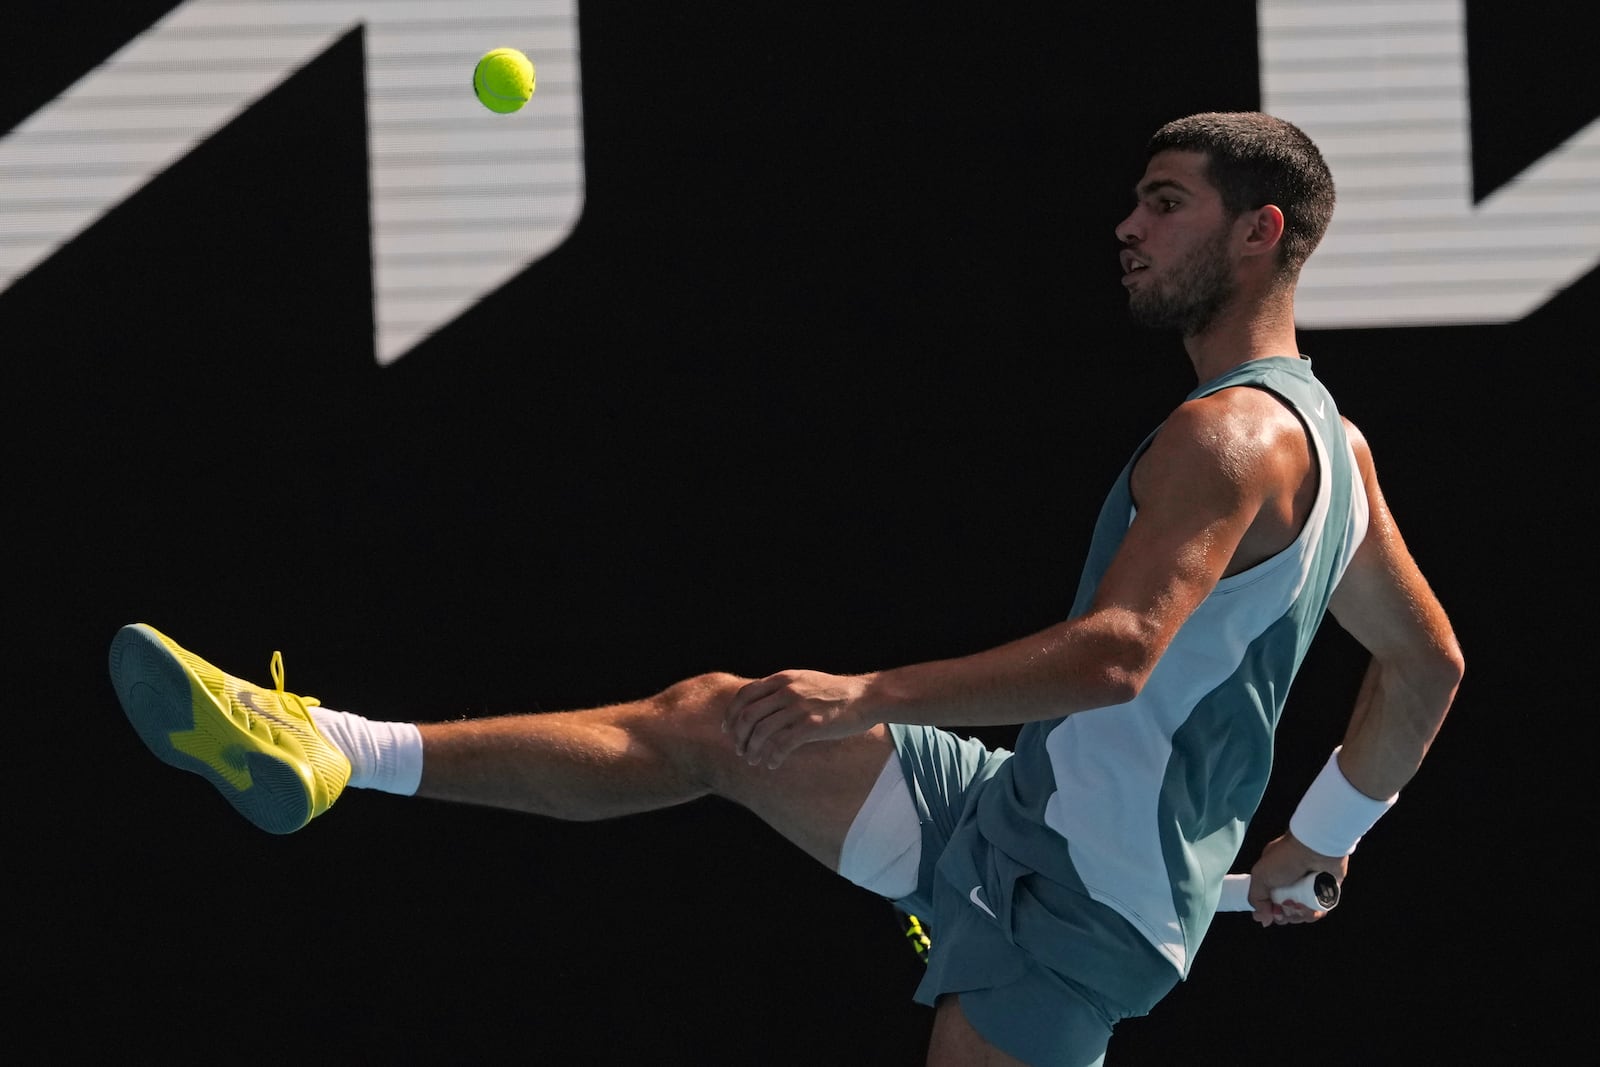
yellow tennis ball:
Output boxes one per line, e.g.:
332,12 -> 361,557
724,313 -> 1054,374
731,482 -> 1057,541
473,48 -> 534,114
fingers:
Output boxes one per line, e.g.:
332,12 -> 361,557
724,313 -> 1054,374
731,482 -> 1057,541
1251,903 -> 1319,927
724,673 -> 805,768
723,675 -> 783,737
1245,835 -> 1346,929
1248,891 -> 1325,928
741,702 -> 798,768
747,716 -> 804,770
722,669 -> 866,770
1276,900 -> 1322,925
724,676 -> 784,754
1247,888 -> 1277,928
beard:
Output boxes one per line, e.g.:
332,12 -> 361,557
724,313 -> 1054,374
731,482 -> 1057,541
1127,225 -> 1236,336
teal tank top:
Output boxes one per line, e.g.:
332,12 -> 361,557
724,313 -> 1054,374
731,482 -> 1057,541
974,355 -> 1368,974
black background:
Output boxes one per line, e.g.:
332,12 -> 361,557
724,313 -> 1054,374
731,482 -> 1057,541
6,3 -> 1594,1062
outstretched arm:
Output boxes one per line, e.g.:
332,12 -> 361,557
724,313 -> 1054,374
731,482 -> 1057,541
725,391 -> 1292,768
1247,420 -> 1463,925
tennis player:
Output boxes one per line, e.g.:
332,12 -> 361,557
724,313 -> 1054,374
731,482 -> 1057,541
110,112 -> 1462,1066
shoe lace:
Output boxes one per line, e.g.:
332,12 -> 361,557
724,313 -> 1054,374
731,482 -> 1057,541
268,650 -> 321,713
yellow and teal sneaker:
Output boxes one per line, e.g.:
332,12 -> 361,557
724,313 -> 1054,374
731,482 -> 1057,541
108,623 -> 350,834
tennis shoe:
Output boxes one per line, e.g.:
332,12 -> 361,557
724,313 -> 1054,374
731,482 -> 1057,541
109,623 -> 349,834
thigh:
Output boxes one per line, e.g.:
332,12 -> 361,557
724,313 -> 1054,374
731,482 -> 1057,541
913,835 -> 1177,1067
656,673 -> 900,871
709,719 -> 899,871
927,995 -> 1036,1067
649,679 -> 1003,884
888,723 -> 1011,915
956,969 -> 1115,1067
723,719 -> 1007,882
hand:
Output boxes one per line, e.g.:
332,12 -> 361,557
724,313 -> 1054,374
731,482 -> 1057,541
722,670 -> 877,769
1247,832 -> 1348,928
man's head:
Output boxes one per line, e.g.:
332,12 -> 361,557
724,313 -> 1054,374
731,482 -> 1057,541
1116,113 -> 1334,337
1146,112 -> 1335,278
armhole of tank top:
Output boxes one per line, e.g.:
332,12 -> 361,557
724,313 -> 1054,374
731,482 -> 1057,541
1206,382 -> 1329,588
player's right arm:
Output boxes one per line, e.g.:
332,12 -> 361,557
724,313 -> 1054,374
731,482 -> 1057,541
1247,420 -> 1463,924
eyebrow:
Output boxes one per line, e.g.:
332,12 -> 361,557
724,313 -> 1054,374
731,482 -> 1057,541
1135,177 -> 1193,199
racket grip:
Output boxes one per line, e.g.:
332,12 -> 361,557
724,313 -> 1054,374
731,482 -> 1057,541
1219,871 -> 1339,913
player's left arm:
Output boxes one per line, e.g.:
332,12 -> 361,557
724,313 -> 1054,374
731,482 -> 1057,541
1246,418 -> 1463,925
725,393 -> 1281,768
1323,419 -> 1463,797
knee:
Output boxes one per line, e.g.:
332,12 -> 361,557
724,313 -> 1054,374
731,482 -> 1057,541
647,671 -> 747,781
656,671 -> 745,726
644,671 -> 748,744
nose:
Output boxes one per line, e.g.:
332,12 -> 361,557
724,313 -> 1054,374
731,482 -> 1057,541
1116,207 -> 1142,247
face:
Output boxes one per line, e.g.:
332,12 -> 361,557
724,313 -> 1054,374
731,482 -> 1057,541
1116,150 -> 1239,336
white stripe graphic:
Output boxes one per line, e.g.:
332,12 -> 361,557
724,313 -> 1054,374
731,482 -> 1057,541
0,0 -> 584,365
1258,0 -> 1598,327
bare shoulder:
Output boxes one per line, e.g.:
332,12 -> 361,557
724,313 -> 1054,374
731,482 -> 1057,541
1135,387 -> 1309,498
1341,415 -> 1376,481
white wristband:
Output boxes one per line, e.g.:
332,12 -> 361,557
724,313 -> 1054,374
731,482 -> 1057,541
1288,747 -> 1397,857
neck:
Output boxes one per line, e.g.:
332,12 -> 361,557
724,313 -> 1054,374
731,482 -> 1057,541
1182,284 -> 1300,382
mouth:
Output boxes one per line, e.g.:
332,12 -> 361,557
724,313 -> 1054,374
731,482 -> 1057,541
1120,250 -> 1149,284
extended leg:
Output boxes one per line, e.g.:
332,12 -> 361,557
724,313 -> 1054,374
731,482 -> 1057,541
110,623 -> 894,866
415,671 -> 895,869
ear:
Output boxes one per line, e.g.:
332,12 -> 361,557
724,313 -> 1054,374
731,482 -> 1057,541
1239,204 -> 1285,260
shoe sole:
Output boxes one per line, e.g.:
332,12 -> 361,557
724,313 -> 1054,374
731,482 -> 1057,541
109,624 -> 314,834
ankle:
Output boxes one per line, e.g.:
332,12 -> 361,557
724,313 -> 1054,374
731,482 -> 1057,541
310,708 -> 424,795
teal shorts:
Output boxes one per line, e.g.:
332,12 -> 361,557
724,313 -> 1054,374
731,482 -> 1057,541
888,724 -> 1179,1067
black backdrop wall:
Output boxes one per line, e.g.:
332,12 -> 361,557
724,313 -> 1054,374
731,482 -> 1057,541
6,3 -> 1594,1063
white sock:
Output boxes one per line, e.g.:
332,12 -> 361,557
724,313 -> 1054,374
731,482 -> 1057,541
310,707 -> 424,796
